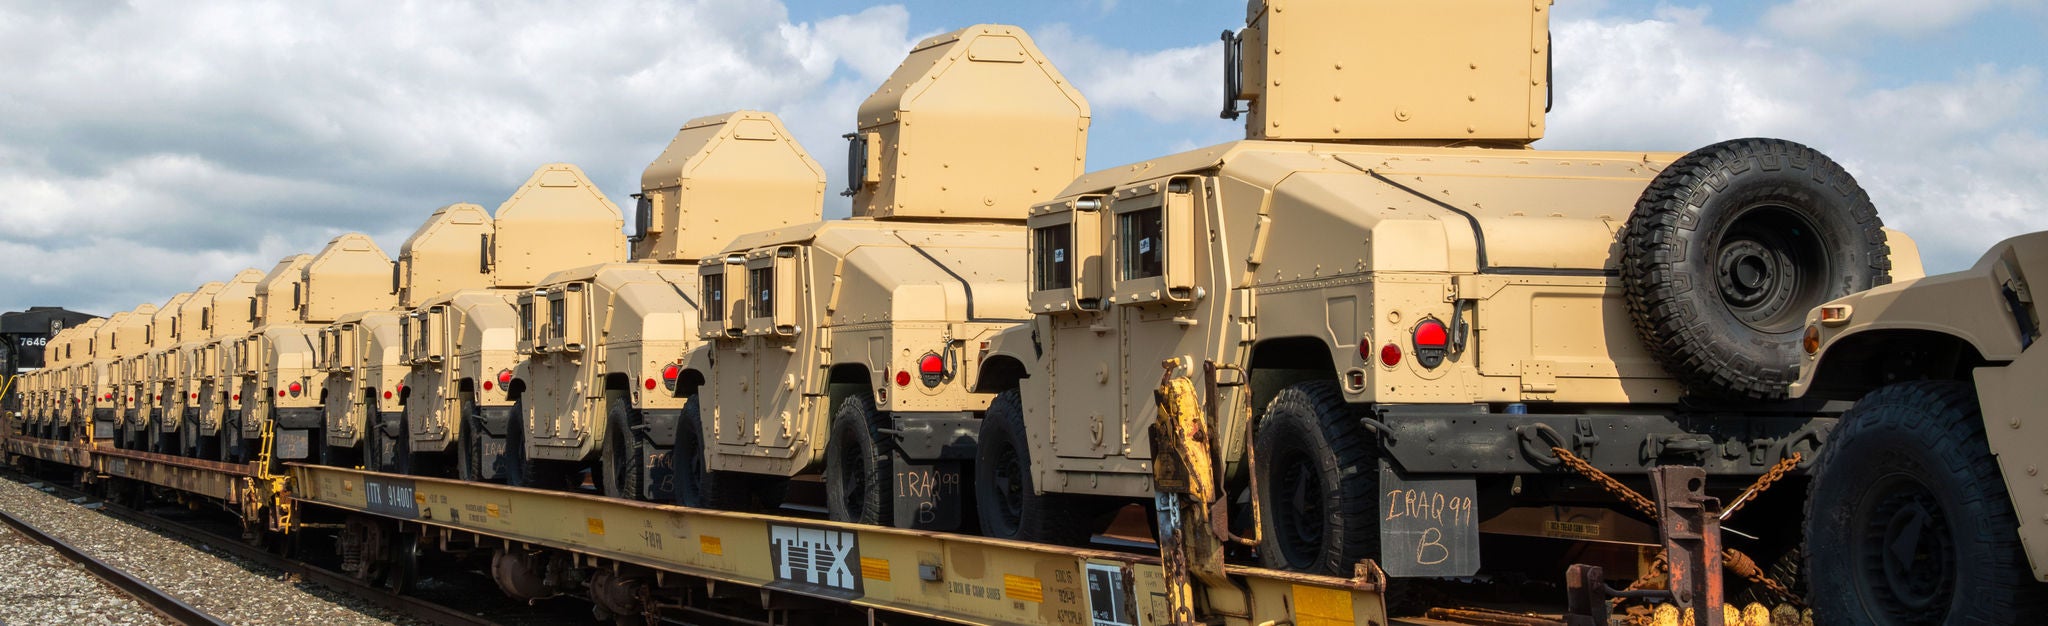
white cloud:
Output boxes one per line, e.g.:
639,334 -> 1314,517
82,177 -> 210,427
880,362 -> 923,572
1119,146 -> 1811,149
1034,26 -> 1223,124
0,0 -> 917,314
1544,8 -> 2048,273
1764,0 -> 2008,39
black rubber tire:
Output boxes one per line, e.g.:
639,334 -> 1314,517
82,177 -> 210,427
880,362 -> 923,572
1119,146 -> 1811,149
976,389 -> 1095,545
600,390 -> 645,500
457,394 -> 484,482
1622,137 -> 1889,400
505,400 -> 573,490
1804,380 -> 2048,624
1255,380 -> 1378,575
825,395 -> 894,526
673,396 -> 762,510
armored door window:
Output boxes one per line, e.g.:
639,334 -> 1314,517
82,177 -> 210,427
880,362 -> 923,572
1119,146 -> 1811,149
516,292 -> 538,354
334,325 -> 356,372
748,266 -> 774,322
1118,207 -> 1163,280
702,274 -> 725,323
548,297 -> 565,340
744,247 -> 801,336
399,315 -> 415,364
419,306 -> 447,363
699,262 -> 732,340
1034,225 -> 1073,290
543,284 -> 587,353
1111,177 -> 1200,305
1027,196 -> 1105,314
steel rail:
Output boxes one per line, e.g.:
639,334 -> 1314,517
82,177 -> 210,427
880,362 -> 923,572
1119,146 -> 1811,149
0,505 -> 229,626
6,473 -> 502,626
89,494 -> 504,626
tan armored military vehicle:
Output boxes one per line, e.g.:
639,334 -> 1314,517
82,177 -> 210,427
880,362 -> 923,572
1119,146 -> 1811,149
321,198 -> 504,473
401,163 -> 635,481
164,281 -> 226,456
238,237 -> 397,463
229,254 -> 311,457
972,0 -> 1904,581
74,318 -> 111,442
114,309 -> 155,448
678,27 -> 1084,531
91,310 -> 146,448
195,269 -> 265,460
507,113 -> 822,499
142,291 -> 194,453
42,327 -> 81,439
1794,233 -> 2048,623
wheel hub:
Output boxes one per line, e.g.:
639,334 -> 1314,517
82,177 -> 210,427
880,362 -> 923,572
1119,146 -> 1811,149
1860,476 -> 1956,620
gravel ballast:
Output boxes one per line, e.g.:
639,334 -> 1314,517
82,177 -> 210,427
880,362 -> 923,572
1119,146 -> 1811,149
0,477 -> 419,625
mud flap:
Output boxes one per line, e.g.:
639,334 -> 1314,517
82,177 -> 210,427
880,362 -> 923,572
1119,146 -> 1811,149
276,429 -> 312,460
1378,461 -> 1480,578
891,456 -> 965,531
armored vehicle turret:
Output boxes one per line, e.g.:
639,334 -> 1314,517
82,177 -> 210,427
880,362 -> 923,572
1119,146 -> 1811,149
678,25 -> 1087,532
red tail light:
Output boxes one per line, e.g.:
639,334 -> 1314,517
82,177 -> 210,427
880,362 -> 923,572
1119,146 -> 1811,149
1412,318 -> 1450,369
895,370 -> 911,387
498,369 -> 514,385
643,377 -> 657,390
287,382 -> 302,394
661,364 -> 681,391
1379,343 -> 1402,367
917,352 -> 946,388
383,390 -> 393,400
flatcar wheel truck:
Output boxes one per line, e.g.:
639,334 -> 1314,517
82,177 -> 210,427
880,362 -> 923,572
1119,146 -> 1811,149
1796,233 -> 2048,624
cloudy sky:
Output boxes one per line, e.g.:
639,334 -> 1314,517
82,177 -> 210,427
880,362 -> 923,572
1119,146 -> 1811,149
2,0 -> 2044,316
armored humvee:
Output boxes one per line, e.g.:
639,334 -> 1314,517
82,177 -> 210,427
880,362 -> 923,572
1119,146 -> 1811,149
140,291 -> 194,453
508,113 -> 823,499
322,198 -> 504,473
239,236 -> 397,463
679,26 -> 1086,531
75,318 -> 111,443
1795,233 -> 2048,623
972,0 -> 1905,580
91,311 -> 145,448
401,162 -> 649,482
195,269 -> 265,460
42,326 -> 81,439
166,282 -> 225,456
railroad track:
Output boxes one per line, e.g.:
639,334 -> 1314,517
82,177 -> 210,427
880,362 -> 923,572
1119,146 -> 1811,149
2,473 -> 504,626
0,505 -> 227,626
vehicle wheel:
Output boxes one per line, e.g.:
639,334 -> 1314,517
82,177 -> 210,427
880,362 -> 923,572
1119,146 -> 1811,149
1622,137 -> 1889,401
825,395 -> 893,526
1805,380 -> 2048,624
1255,380 -> 1378,575
179,418 -> 198,458
391,416 -> 415,476
674,396 -> 759,509
505,401 -> 571,489
600,390 -> 644,500
457,394 -> 483,482
976,389 -> 1094,545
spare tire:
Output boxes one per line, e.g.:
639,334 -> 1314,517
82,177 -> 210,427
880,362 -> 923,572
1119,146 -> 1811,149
1622,138 -> 1889,400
